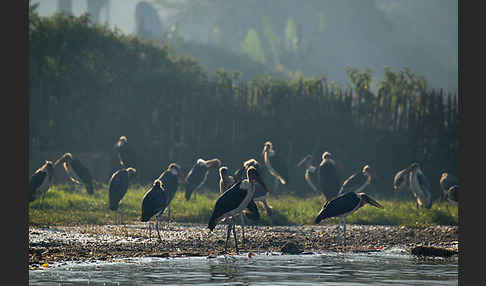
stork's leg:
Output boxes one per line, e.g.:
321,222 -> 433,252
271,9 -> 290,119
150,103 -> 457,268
232,220 -> 239,253
225,221 -> 232,252
168,205 -> 171,222
343,217 -> 347,248
240,213 -> 246,245
262,199 -> 273,216
156,214 -> 162,242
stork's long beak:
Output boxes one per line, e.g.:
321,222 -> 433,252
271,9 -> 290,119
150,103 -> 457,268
364,194 -> 383,208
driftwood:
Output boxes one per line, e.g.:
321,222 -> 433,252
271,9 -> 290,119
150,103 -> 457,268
410,245 -> 458,257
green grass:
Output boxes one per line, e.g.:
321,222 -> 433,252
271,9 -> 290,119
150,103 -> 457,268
28,185 -> 458,227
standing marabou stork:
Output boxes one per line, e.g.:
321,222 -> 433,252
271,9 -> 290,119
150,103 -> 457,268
315,191 -> 383,247
393,167 -> 410,193
444,185 -> 459,212
297,154 -> 319,194
29,160 -> 55,208
208,166 -> 267,253
338,165 -> 372,196
108,167 -> 137,223
235,159 -> 273,216
318,152 -> 341,201
114,136 -> 137,169
141,179 -> 168,241
262,141 -> 289,192
408,162 -> 432,209
55,152 -> 95,195
184,158 -> 221,201
157,163 -> 182,221
440,172 -> 459,201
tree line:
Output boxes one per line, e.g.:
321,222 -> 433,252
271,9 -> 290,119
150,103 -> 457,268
29,9 -> 459,200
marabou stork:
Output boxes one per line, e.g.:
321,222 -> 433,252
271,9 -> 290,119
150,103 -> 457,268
184,158 -> 221,201
55,152 -> 95,195
208,166 -> 267,253
440,172 -> 459,201
338,165 -> 372,196
297,154 -> 319,194
141,179 -> 168,241
318,152 -> 341,201
235,158 -> 273,216
29,160 -> 55,208
157,163 -> 182,221
108,167 -> 137,223
315,191 -> 383,247
444,185 -> 459,207
114,136 -> 136,169
408,163 -> 432,209
393,167 -> 410,193
219,165 -> 260,245
262,141 -> 289,192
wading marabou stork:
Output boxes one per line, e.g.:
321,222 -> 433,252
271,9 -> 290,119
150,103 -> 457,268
29,160 -> 55,208
393,167 -> 410,193
141,179 -> 168,241
184,158 -> 221,201
297,154 -> 319,194
408,163 -> 432,209
262,141 -> 289,192
338,165 -> 372,195
55,152 -> 95,195
157,163 -> 182,220
235,159 -> 273,216
318,152 -> 341,201
208,166 -> 267,253
114,136 -> 136,169
315,191 -> 383,247
440,172 -> 459,201
108,167 -> 137,215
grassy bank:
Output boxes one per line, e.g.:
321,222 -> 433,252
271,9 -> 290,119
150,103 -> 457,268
28,184 -> 458,227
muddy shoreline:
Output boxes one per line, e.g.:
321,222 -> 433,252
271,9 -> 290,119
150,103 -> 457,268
29,222 -> 458,270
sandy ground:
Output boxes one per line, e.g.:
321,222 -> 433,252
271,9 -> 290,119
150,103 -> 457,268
29,222 -> 459,270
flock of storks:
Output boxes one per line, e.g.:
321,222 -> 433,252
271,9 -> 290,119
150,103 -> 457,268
29,136 -> 459,252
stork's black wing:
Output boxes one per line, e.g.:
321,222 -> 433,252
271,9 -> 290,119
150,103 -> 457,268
318,161 -> 341,200
29,170 -> 47,202
141,184 -> 168,222
315,192 -> 360,223
208,181 -> 247,231
158,171 -> 179,204
71,158 -> 95,195
185,163 -> 208,200
417,171 -> 431,193
108,170 -> 128,211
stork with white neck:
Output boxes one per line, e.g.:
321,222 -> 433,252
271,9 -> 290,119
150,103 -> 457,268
208,166 -> 268,253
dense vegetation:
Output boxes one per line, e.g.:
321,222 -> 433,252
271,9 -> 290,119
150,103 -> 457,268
29,9 -> 459,203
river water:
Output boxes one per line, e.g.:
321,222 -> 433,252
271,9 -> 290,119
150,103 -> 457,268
29,247 -> 458,285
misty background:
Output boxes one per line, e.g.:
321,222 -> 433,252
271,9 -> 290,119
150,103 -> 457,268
31,0 -> 458,91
